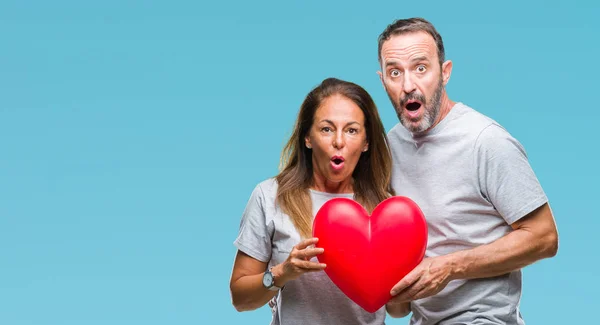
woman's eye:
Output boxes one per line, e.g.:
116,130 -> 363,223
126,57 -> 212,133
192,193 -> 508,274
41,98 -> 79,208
347,128 -> 358,134
321,127 -> 332,132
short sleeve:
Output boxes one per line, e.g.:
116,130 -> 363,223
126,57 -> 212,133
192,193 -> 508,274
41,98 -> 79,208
475,124 -> 548,225
233,184 -> 272,262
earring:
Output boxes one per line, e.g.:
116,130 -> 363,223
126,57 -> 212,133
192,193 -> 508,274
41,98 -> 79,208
363,147 -> 368,152
306,144 -> 312,149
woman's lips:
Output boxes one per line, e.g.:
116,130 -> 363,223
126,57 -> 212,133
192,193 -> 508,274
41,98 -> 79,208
331,155 -> 345,171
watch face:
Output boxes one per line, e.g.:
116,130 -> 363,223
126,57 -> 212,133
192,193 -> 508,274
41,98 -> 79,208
263,271 -> 273,287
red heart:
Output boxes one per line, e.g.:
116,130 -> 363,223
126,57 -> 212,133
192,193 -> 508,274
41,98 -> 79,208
312,196 -> 427,313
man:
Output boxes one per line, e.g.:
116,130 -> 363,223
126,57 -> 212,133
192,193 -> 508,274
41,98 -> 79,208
377,18 -> 559,324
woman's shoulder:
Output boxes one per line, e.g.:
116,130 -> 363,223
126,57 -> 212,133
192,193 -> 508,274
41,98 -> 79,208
251,177 -> 279,200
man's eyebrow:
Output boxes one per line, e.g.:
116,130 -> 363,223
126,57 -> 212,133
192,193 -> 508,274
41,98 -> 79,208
385,57 -> 429,67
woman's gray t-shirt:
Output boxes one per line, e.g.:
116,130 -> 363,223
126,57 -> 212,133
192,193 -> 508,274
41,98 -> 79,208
234,178 -> 386,325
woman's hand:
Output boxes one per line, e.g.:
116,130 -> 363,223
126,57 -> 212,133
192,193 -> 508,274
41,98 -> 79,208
272,237 -> 327,287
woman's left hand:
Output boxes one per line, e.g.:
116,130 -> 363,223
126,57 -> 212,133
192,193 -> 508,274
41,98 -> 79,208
272,237 -> 327,287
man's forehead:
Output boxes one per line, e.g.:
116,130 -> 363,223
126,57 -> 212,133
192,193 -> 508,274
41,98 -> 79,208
381,31 -> 437,60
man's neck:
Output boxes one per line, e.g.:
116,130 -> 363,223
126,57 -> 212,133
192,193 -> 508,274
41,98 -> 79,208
415,93 -> 455,136
436,94 -> 455,125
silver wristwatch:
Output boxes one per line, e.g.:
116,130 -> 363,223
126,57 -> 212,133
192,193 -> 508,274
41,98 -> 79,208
262,267 -> 283,291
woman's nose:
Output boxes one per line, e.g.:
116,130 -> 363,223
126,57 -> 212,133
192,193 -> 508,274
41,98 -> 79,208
333,131 -> 345,149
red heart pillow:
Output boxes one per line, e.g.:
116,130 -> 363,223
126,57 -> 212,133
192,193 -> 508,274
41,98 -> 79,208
312,196 -> 427,313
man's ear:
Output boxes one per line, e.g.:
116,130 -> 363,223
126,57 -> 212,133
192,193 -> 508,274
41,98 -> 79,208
377,71 -> 384,87
441,60 -> 453,86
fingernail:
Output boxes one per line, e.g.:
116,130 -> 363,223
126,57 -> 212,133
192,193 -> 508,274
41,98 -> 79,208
390,290 -> 397,296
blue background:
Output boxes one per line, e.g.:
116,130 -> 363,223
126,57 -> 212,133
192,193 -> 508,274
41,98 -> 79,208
1,1 -> 597,324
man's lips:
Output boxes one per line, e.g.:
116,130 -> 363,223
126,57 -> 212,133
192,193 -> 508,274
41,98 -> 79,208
405,100 -> 422,111
403,100 -> 423,119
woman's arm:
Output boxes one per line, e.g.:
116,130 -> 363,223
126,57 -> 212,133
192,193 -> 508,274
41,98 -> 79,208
230,251 -> 278,312
230,238 -> 327,311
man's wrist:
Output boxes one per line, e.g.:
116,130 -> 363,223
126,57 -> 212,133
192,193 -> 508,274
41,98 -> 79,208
445,251 -> 467,281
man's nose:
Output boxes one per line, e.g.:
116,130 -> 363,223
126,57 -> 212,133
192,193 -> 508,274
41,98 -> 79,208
403,73 -> 417,94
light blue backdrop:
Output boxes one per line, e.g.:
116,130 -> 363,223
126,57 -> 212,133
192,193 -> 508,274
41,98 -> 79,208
1,1 -> 597,324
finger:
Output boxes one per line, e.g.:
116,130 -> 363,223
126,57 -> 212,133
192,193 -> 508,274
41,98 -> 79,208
294,237 -> 319,250
412,278 -> 447,301
390,269 -> 422,296
294,247 -> 324,260
392,281 -> 422,302
408,284 -> 434,301
295,259 -> 327,270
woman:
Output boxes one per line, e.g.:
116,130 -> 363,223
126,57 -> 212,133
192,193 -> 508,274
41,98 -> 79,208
230,78 -> 407,324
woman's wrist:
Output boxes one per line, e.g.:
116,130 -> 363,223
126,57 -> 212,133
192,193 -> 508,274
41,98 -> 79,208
271,263 -> 288,287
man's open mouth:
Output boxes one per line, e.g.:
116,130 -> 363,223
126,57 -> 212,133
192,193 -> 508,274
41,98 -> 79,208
405,100 -> 422,111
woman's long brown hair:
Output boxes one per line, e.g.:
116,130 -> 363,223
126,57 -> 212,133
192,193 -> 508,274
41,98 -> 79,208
276,78 -> 395,239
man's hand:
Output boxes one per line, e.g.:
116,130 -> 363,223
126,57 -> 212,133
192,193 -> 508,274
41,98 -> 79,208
388,203 -> 558,304
388,256 -> 455,303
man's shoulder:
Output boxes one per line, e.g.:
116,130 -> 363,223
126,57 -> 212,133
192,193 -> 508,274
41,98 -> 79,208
451,102 -> 498,131
454,103 -> 522,153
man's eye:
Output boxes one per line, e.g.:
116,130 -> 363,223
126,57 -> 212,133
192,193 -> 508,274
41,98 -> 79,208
390,70 -> 400,77
416,65 -> 426,73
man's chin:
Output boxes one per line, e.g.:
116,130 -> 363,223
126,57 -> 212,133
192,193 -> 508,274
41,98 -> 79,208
399,115 -> 423,131
401,119 -> 429,134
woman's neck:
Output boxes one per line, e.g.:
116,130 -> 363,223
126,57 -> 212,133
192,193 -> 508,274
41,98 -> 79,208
310,172 -> 354,194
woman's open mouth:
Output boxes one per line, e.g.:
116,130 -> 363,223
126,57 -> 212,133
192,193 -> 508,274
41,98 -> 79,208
330,155 -> 345,171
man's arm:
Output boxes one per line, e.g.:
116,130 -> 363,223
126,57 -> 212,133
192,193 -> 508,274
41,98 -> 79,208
389,202 -> 558,302
451,202 -> 557,279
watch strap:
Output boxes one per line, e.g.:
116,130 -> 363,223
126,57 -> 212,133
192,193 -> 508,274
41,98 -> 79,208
266,267 -> 283,291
